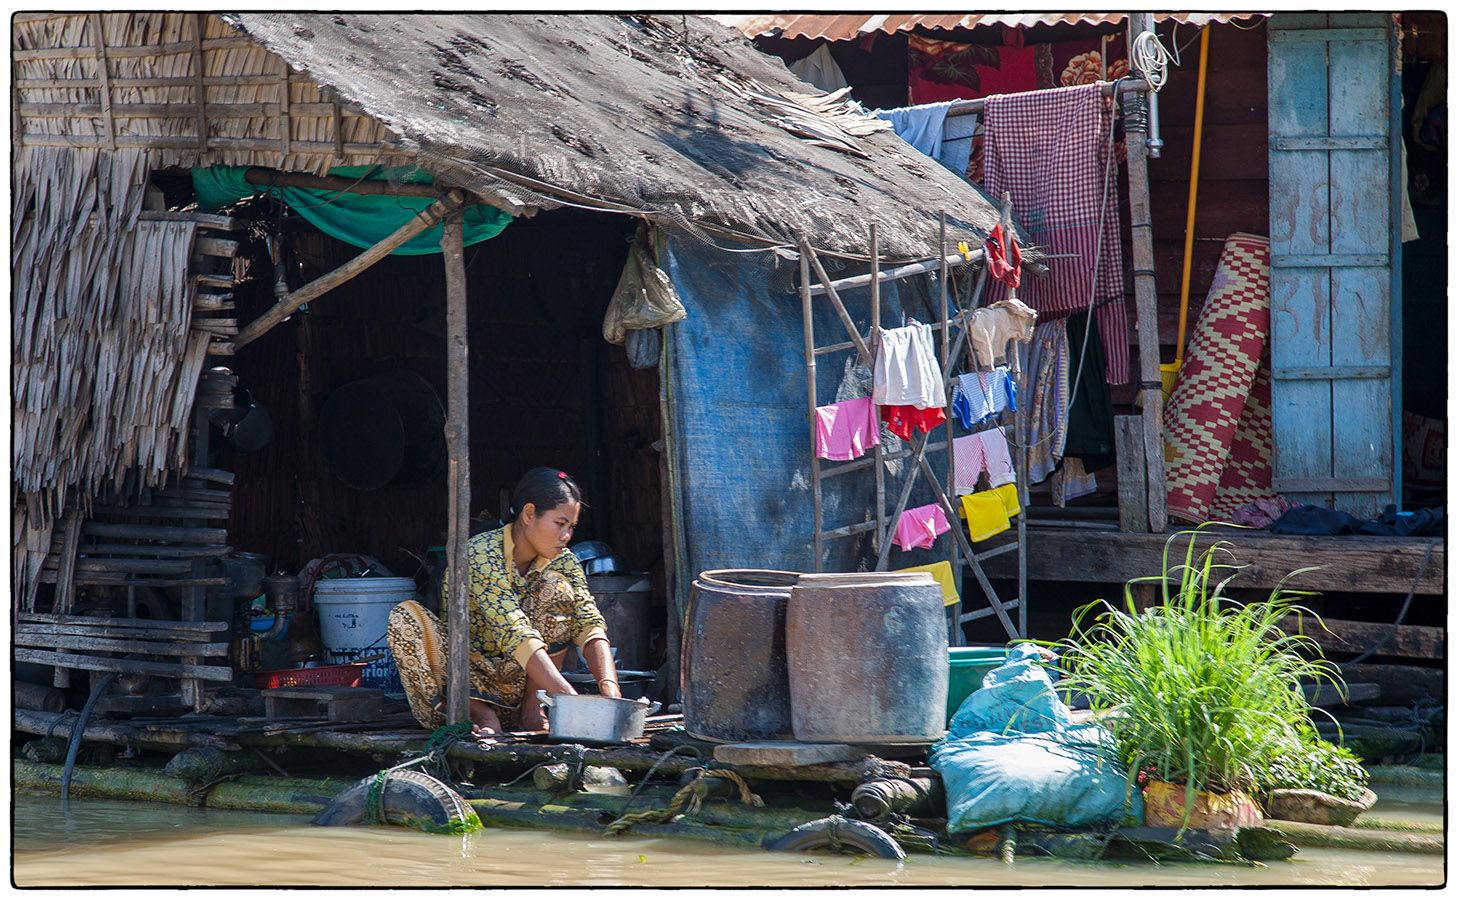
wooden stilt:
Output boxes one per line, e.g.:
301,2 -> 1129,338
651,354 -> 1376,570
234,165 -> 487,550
869,225 -> 885,559
938,210 -> 963,645
441,210 -> 471,726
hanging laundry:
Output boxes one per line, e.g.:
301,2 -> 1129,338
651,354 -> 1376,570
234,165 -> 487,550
893,502 -> 952,551
967,299 -> 1037,372
873,321 -> 946,409
984,224 -> 1022,288
814,397 -> 879,461
896,560 -> 960,606
1062,312 -> 1116,472
952,428 -> 1015,495
983,83 -> 1130,385
880,404 -> 947,440
1016,318 -> 1070,484
951,369 -> 1016,430
875,102 -> 978,178
788,44 -> 849,94
989,482 -> 1021,518
959,490 -> 1011,542
979,427 -> 1016,488
1051,457 -> 1099,507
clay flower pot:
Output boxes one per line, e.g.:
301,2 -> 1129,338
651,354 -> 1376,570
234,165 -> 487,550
1143,779 -> 1264,833
1264,787 -> 1378,827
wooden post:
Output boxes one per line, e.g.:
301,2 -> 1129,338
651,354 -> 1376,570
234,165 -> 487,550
441,210 -> 471,726
234,191 -> 465,348
1123,12 -> 1169,534
869,225 -> 885,560
179,389 -> 213,710
800,241 -> 824,571
88,14 -> 115,151
50,503 -> 83,689
192,14 -> 208,152
1115,415 -> 1151,533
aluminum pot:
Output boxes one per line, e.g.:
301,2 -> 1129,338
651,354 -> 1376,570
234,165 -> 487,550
536,690 -> 660,744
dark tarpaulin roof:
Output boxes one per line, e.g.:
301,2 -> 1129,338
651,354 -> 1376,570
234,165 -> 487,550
226,13 -> 1011,263
716,13 -> 1268,41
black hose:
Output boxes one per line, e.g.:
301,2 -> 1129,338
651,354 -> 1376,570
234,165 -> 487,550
1345,541 -> 1436,666
60,673 -> 116,804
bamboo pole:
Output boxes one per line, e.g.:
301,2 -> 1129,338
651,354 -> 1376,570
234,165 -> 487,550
869,224 -> 885,558
441,209 -> 471,727
800,241 -> 824,571
807,247 -> 986,298
242,167 -> 450,198
938,209 -> 962,645
234,190 -> 466,348
945,77 -> 1148,117
1123,15 -> 1169,534
1000,193 -> 1029,637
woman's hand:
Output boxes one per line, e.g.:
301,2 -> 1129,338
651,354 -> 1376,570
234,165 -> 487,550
582,636 -> 621,699
598,679 -> 622,699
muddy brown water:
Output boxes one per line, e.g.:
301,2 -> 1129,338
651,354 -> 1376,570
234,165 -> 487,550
13,792 -> 1443,887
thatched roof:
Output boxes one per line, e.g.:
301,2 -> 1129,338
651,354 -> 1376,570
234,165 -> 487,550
225,13 -> 1006,262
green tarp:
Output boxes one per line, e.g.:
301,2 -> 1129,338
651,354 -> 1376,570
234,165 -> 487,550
191,165 -> 512,255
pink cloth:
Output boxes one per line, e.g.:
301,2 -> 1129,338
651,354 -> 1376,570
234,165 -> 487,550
982,83 -> 1129,385
953,428 -> 1016,495
814,397 -> 879,461
893,502 -> 952,551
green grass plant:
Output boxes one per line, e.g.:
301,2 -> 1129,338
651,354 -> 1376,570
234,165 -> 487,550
1055,526 -> 1349,815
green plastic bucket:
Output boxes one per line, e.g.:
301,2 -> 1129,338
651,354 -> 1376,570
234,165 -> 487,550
946,646 -> 1008,723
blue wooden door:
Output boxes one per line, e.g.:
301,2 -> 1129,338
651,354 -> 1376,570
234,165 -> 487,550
1267,13 -> 1401,516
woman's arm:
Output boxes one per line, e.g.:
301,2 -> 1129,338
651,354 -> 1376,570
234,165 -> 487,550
524,647 -> 576,696
581,636 -> 620,699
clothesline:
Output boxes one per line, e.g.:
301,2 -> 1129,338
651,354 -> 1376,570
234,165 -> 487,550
942,76 -> 1150,118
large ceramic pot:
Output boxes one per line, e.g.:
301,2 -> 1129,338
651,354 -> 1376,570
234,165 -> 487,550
1143,779 -> 1264,833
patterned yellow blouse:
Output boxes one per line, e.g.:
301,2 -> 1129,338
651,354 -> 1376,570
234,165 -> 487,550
440,526 -> 608,669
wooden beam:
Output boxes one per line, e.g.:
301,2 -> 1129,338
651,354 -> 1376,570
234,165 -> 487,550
1115,415 -> 1150,533
15,648 -> 233,682
1121,35 -> 1169,534
441,209 -> 471,726
982,529 -> 1445,595
242,166 -> 444,198
82,522 -> 228,543
234,190 -> 466,349
1279,615 -> 1444,661
871,223 -> 886,560
806,248 -> 985,298
18,622 -> 228,643
802,246 -> 873,366
799,241 -> 824,571
14,632 -> 229,658
18,613 -> 229,632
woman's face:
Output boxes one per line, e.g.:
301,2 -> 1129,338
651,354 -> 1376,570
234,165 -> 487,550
519,499 -> 580,560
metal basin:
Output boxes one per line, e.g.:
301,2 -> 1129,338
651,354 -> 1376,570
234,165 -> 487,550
537,691 -> 661,744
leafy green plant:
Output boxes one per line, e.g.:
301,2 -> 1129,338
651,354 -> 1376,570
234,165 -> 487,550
1055,526 -> 1345,810
1257,732 -> 1370,802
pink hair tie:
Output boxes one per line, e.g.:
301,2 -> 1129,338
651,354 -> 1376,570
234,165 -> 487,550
557,471 -> 568,479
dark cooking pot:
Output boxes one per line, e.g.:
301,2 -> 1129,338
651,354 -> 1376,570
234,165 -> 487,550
319,371 -> 445,490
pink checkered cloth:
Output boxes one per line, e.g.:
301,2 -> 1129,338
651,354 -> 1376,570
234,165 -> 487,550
982,82 -> 1129,385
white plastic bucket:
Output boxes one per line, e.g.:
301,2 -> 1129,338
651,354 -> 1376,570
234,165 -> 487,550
313,577 -> 415,697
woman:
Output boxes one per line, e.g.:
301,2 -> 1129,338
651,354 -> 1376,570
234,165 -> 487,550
387,467 -> 620,736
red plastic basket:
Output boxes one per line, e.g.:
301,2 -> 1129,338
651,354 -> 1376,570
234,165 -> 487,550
252,662 -> 365,690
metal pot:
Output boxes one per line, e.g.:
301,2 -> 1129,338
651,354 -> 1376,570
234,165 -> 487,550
536,690 -> 660,744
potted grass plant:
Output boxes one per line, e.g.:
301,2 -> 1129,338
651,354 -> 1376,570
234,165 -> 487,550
1056,526 -> 1355,833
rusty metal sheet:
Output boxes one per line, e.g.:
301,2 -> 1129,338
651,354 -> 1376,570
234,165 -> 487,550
715,12 -> 1268,41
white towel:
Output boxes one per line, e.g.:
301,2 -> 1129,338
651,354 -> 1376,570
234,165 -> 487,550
873,322 -> 946,409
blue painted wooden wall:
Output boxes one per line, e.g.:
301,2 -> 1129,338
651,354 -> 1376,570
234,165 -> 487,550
1267,13 -> 1400,517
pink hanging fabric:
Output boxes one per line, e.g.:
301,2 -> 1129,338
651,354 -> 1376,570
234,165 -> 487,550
813,397 -> 879,461
893,502 -> 952,551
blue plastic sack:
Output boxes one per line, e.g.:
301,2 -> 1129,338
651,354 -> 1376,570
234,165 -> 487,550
931,643 -> 1141,833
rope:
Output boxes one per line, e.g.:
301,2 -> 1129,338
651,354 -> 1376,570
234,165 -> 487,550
363,721 -> 473,825
603,767 -> 762,836
610,744 -> 702,821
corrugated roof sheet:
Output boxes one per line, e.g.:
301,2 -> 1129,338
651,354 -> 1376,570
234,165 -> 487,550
713,13 -> 1267,41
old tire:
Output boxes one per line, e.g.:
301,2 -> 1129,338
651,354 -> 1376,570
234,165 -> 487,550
762,815 -> 906,860
313,769 -> 482,834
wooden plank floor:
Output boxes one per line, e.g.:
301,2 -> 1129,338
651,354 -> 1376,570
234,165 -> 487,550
982,527 -> 1444,595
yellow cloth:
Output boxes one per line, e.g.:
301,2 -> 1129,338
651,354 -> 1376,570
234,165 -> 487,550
960,491 -> 1011,542
989,482 -> 1021,518
896,560 -> 960,607
440,525 -> 608,669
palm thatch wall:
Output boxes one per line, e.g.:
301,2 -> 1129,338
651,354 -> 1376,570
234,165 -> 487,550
11,147 -> 217,604
12,13 -> 411,174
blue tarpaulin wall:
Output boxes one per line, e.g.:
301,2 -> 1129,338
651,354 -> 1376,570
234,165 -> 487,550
663,234 -> 956,586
